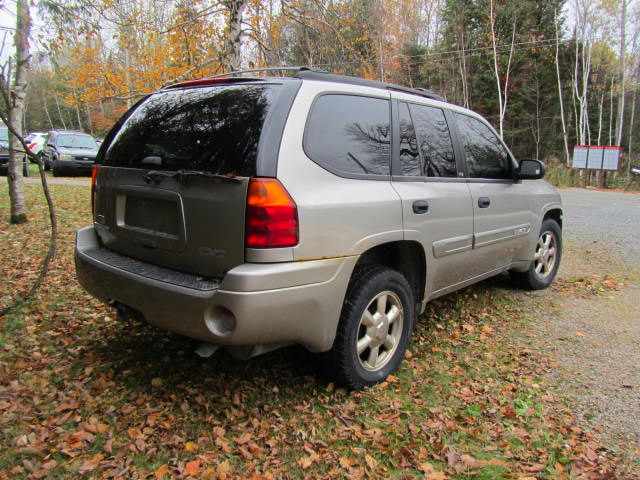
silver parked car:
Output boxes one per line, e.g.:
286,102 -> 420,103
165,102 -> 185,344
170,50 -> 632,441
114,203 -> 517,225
42,130 -> 100,176
75,69 -> 562,388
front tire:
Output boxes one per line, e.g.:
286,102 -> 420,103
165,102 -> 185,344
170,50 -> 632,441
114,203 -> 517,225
511,218 -> 562,290
323,265 -> 415,389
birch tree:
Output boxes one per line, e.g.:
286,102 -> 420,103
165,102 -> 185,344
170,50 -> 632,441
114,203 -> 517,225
489,0 -> 516,139
555,9 -> 570,164
614,0 -> 627,146
222,0 -> 249,71
5,0 -> 30,224
0,0 -> 58,315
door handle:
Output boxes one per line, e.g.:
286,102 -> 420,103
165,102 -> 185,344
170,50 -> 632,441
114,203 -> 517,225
478,197 -> 491,208
412,200 -> 430,214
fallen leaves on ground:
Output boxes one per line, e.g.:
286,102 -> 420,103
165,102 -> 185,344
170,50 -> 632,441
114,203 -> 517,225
0,185 -> 628,479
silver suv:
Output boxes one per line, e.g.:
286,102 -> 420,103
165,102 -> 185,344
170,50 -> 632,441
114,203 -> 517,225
75,69 -> 562,389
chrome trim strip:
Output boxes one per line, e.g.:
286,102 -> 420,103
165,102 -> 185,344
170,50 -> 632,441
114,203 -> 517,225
474,223 -> 531,248
432,234 -> 474,258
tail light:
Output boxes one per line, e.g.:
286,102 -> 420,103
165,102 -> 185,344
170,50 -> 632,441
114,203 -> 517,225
245,178 -> 298,248
91,164 -> 99,217
27,142 -> 36,152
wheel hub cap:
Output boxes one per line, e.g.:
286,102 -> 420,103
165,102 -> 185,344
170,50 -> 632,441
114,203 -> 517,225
534,231 -> 557,278
356,291 -> 404,372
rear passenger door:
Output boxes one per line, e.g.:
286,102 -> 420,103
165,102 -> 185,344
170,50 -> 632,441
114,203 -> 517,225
452,112 -> 533,273
390,98 -> 475,297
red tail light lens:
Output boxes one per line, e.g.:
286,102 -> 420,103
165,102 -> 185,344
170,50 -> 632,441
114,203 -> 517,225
245,178 -> 298,248
91,164 -> 99,217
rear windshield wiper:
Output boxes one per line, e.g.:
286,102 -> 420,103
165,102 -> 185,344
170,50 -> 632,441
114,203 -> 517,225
143,169 -> 242,185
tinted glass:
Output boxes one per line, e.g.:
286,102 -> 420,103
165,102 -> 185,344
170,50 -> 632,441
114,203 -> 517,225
409,104 -> 457,177
398,102 -> 420,175
454,113 -> 512,179
305,94 -> 390,176
0,128 -> 8,142
103,84 -> 279,176
56,134 -> 98,149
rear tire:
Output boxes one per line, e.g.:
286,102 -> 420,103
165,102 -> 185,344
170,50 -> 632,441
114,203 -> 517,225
322,265 -> 415,389
511,218 -> 562,290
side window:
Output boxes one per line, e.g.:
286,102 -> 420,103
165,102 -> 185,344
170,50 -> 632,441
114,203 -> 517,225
409,104 -> 457,177
454,113 -> 512,179
398,102 -> 420,176
304,94 -> 391,176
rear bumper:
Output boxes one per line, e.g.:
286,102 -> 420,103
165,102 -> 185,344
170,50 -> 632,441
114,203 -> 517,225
53,160 -> 94,176
75,226 -> 356,352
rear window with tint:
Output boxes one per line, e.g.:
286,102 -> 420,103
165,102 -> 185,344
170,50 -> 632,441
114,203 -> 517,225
102,84 -> 280,176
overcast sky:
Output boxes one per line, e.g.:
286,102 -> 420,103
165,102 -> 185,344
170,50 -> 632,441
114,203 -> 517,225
0,3 -> 47,62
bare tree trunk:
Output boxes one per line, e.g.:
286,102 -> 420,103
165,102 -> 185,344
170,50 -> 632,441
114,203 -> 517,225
597,91 -> 604,145
0,1 -> 57,315
42,95 -> 54,129
222,0 -> 249,71
123,46 -> 132,109
74,96 -> 83,131
614,0 -> 626,146
85,103 -> 93,135
490,0 -> 516,139
458,27 -> 469,108
527,75 -> 542,160
628,87 -> 636,175
378,36 -> 385,82
555,11 -> 570,165
609,76 -> 614,145
6,0 -> 31,224
54,94 -> 67,129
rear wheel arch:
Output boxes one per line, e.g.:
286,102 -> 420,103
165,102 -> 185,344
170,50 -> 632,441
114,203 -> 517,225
350,240 -> 427,305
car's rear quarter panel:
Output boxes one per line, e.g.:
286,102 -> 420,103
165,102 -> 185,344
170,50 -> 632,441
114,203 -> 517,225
276,80 -> 404,262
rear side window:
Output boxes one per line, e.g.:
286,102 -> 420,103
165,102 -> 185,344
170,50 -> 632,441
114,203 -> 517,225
454,113 -> 512,179
102,84 -> 280,177
409,104 -> 457,177
304,94 -> 391,176
398,102 -> 420,175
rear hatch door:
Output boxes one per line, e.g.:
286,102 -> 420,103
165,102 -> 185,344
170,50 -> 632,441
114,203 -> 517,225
94,81 -> 293,278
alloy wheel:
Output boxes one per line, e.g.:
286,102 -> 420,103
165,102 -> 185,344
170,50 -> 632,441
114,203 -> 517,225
355,291 -> 404,371
533,231 -> 557,278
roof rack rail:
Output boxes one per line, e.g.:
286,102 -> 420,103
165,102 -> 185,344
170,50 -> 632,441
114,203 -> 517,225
213,66 -> 313,78
294,69 -> 445,102
162,66 -> 314,89
165,66 -> 446,102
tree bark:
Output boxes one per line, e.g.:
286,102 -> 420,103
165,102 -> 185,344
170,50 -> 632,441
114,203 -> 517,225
43,94 -> 54,129
6,0 -> 31,224
489,0 -> 516,139
222,0 -> 248,71
555,11 -> 570,165
628,87 -> 636,175
614,0 -> 626,146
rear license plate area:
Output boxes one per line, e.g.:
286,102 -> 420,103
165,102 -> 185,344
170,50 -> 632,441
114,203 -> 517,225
124,196 -> 180,237
114,186 -> 186,251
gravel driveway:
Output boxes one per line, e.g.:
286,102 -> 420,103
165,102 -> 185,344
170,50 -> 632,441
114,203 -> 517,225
560,188 -> 640,266
535,188 -> 640,449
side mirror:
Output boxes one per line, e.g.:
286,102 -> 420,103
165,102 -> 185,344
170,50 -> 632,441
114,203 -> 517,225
516,159 -> 545,180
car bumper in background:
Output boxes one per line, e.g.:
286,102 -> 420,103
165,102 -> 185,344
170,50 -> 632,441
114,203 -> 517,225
74,226 -> 357,352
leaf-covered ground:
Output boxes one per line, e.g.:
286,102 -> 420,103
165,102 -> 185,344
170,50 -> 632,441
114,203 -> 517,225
0,184 -> 634,479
